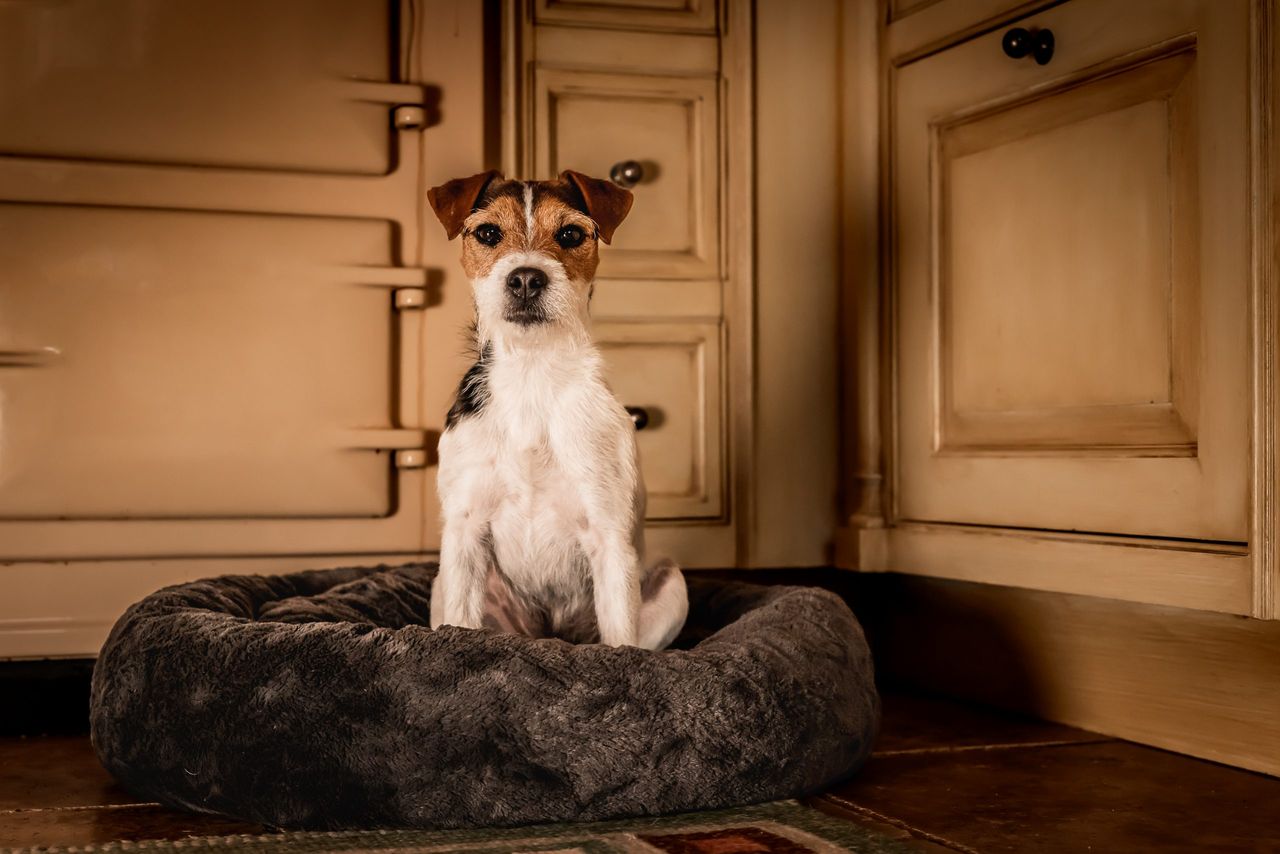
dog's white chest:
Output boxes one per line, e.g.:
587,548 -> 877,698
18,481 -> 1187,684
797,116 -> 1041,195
440,356 -> 608,597
487,436 -> 589,591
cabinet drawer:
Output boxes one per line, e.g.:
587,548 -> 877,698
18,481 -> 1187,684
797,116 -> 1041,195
893,0 -> 1251,541
0,0 -> 394,175
595,321 -> 722,520
534,68 -> 719,280
0,205 -> 428,560
534,0 -> 717,34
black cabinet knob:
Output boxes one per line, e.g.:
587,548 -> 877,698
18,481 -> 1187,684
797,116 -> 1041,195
610,160 -> 644,188
1002,27 -> 1054,66
625,406 -> 650,431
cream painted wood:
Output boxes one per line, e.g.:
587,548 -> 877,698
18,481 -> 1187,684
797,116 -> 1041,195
0,1 -> 491,658
506,0 -> 752,566
595,321 -> 723,520
0,554 -> 419,659
591,278 -> 722,320
0,1 -> 445,563
939,51 -> 1199,455
534,0 -> 717,34
0,207 -> 409,520
840,0 -> 886,531
719,0 -> 757,566
873,576 -> 1280,776
887,0 -> 1063,63
856,523 -> 1252,615
894,0 -> 1251,542
749,0 -> 844,566
533,68 -> 720,280
1250,0 -> 1280,618
534,25 -> 719,76
889,0 -> 944,22
0,0 -> 394,174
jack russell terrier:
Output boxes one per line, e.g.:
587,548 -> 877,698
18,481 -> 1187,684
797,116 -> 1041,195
425,169 -> 688,650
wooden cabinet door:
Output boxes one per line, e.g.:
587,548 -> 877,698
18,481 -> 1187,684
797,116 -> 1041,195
596,322 -> 723,521
533,68 -> 720,280
534,0 -> 717,33
894,0 -> 1250,541
0,0 -> 433,561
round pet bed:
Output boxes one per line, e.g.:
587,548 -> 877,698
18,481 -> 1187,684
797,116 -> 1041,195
90,562 -> 879,830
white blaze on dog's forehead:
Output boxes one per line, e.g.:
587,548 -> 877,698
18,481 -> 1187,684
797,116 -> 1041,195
523,183 -> 534,239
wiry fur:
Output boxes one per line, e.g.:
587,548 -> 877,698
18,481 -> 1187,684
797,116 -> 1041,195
428,173 -> 687,649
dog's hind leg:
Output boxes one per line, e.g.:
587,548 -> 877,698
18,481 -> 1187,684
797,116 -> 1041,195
636,558 -> 688,651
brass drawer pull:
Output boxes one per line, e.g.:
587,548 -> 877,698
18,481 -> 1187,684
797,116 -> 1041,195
1002,27 -> 1055,66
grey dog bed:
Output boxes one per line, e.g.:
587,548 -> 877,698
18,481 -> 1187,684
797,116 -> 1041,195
90,562 -> 879,830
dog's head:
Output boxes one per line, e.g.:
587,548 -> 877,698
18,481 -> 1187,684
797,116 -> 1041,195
427,170 -> 632,337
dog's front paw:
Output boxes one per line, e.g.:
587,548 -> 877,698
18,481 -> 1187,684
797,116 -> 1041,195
429,570 -> 484,631
596,620 -> 639,648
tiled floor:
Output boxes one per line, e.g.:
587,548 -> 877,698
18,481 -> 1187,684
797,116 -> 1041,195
2,692 -> 1278,851
809,693 -> 1280,852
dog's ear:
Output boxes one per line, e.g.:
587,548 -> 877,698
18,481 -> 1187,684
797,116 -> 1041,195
427,170 -> 503,240
562,170 -> 634,244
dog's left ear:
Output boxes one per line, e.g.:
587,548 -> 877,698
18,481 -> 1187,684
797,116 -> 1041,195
427,170 -> 503,239
562,170 -> 634,244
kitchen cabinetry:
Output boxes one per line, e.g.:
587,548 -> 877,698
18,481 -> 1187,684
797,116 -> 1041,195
0,0 -> 756,658
841,0 -> 1275,618
502,0 -> 752,565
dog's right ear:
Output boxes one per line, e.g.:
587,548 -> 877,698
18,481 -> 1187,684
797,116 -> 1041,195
427,170 -> 503,240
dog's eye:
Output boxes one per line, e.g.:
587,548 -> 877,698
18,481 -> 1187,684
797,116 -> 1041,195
555,225 -> 586,249
473,224 -> 503,247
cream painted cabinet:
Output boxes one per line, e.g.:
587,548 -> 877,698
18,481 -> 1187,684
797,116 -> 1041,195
534,69 -> 720,280
596,322 -> 723,521
533,0 -> 717,33
505,0 -> 750,566
0,0 -> 753,658
895,0 -> 1249,543
0,1 -> 431,564
0,0 -> 488,657
841,0 -> 1272,618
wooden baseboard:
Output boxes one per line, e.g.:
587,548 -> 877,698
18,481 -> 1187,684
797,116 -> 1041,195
834,523 -> 1253,615
846,573 -> 1280,777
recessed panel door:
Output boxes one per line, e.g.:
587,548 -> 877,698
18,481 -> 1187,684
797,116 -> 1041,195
534,69 -> 719,280
0,207 -> 412,520
894,0 -> 1250,541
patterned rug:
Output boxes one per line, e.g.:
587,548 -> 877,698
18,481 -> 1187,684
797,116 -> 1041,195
18,801 -> 914,853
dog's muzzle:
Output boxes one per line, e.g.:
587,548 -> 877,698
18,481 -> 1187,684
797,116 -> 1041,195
504,266 -> 549,325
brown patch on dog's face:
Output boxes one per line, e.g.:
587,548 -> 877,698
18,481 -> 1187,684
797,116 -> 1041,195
427,172 -> 632,332
457,186 -> 525,281
456,175 -> 609,284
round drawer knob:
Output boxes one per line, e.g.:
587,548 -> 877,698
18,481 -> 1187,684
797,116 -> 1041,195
625,406 -> 650,431
610,160 -> 644,189
1002,26 -> 1055,66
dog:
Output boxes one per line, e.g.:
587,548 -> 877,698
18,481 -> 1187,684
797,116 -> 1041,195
424,169 -> 688,650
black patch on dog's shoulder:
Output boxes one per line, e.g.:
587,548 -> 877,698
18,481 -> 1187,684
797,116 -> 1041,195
446,340 -> 492,430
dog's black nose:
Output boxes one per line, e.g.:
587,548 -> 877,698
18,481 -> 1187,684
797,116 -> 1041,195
506,267 -> 547,299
